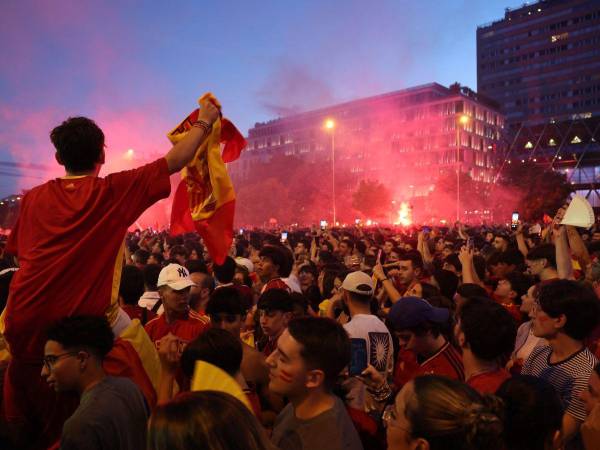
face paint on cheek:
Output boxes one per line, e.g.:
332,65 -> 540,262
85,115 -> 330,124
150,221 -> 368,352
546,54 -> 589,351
279,369 -> 294,383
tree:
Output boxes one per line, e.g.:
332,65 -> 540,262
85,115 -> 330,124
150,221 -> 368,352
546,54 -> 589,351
351,180 -> 392,219
494,161 -> 572,221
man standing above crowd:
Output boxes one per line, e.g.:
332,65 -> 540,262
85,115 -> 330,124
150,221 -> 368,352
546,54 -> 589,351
2,98 -> 219,446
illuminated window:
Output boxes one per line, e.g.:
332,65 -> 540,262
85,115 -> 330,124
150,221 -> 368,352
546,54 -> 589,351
551,32 -> 568,43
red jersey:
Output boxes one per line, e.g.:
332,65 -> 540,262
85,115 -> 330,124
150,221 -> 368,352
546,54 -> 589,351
4,158 -> 171,360
121,304 -> 157,325
261,278 -> 291,294
144,311 -> 210,346
394,342 -> 464,389
467,368 -> 511,394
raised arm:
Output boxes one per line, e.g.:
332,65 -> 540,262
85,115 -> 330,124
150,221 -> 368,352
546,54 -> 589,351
165,97 -> 220,174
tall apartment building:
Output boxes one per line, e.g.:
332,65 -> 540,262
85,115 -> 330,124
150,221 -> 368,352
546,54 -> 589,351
477,0 -> 600,206
477,0 -> 600,126
231,83 -> 504,202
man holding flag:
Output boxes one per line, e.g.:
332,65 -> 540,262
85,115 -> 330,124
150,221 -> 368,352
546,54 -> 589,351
2,94 -> 222,448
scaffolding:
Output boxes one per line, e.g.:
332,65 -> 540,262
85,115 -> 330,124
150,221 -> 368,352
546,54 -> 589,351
493,116 -> 600,207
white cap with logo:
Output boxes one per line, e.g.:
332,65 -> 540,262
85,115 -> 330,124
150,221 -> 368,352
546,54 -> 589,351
157,264 -> 197,290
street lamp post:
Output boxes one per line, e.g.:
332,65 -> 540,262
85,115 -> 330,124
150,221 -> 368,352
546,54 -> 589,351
456,114 -> 469,222
325,119 -> 336,225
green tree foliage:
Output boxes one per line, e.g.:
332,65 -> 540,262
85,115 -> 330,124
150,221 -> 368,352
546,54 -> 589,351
495,161 -> 572,221
351,180 -> 392,219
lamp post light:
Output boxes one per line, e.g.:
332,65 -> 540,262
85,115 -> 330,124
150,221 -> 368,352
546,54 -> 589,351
456,114 -> 469,222
325,119 -> 336,225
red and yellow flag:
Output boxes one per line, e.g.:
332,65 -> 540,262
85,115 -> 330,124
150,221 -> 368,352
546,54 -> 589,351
168,93 -> 246,265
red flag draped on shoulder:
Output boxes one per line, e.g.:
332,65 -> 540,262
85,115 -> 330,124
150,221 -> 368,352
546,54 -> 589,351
168,93 -> 246,265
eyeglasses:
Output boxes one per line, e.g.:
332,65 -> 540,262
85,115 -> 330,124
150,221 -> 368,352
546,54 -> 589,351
43,352 -> 79,371
382,405 -> 410,432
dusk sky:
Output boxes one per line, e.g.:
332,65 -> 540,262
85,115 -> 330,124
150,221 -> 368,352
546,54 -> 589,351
0,0 -> 526,197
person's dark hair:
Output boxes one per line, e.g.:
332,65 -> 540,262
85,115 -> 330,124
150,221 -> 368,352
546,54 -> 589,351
346,290 -> 372,305
503,272 -> 533,302
290,292 -> 308,318
407,375 -> 504,450
206,287 -> 246,316
119,265 -> 145,305
143,264 -> 162,291
595,361 -> 600,377
298,263 -> 318,279
526,243 -> 557,269
257,288 -> 294,313
458,298 -> 517,361
46,315 -> 114,360
472,255 -> 486,281
213,256 -> 236,284
355,241 -> 367,255
421,282 -> 441,301
170,245 -> 189,260
184,240 -> 204,260
432,269 -> 459,300
538,279 -> 600,340
497,249 -> 524,268
318,249 -> 336,265
259,245 -> 293,277
186,259 -> 208,275
444,254 -> 462,273
180,328 -> 242,378
150,252 -> 165,265
133,249 -> 150,265
399,250 -> 424,271
322,268 -> 342,298
148,391 -> 273,450
456,283 -> 490,301
496,376 -> 563,450
287,317 -> 350,390
50,117 -> 104,173
340,238 -> 355,251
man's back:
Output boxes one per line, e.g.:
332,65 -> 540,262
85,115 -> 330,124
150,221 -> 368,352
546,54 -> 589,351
272,396 -> 363,450
61,376 -> 148,450
5,159 -> 170,359
343,314 -> 393,411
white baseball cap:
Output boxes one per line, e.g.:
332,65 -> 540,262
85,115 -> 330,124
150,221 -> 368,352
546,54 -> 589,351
235,257 -> 254,273
157,264 -> 197,290
341,271 -> 374,296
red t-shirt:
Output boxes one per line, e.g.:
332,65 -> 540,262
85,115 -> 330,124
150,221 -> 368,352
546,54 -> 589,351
261,278 -> 291,294
144,311 -> 210,346
5,158 -> 171,361
467,368 -> 511,394
394,342 -> 465,389
121,304 -> 157,325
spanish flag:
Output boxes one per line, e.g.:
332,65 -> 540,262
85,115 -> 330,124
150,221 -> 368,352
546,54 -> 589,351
168,94 -> 246,265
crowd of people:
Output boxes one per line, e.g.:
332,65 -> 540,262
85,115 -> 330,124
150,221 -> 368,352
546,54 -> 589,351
1,109 -> 600,450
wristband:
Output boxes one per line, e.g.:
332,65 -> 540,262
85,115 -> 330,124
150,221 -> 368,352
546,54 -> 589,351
192,120 -> 211,133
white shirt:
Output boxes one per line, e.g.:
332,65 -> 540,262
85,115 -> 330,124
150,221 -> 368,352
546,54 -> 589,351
138,291 -> 164,315
343,314 -> 394,411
